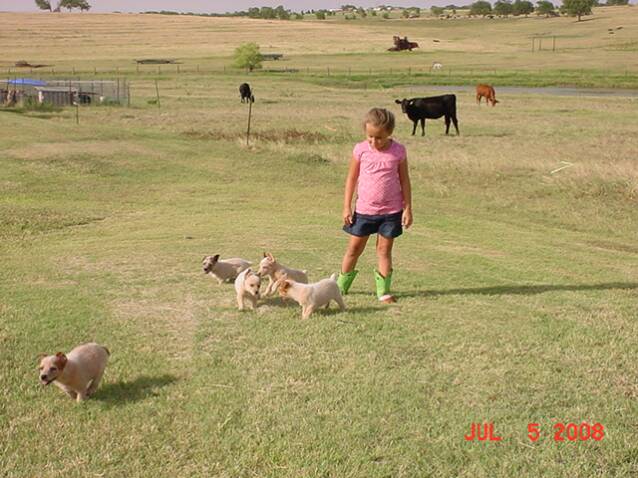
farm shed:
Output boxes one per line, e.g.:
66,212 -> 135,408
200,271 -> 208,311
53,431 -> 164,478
46,80 -> 129,104
35,86 -> 78,106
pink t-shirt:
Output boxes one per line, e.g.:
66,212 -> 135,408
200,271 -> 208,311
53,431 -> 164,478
353,140 -> 406,215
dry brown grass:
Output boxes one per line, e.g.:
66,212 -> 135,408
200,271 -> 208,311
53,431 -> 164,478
1,7 -> 637,72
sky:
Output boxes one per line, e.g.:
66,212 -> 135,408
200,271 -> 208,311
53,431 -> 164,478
0,0 -> 474,14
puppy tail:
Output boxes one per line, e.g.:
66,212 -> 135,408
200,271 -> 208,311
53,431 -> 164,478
329,273 -> 337,281
103,346 -> 111,356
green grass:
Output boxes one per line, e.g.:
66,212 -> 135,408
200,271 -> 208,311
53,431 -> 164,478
1,12 -> 638,478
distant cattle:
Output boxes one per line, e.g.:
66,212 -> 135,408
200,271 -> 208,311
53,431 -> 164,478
388,36 -> 419,52
395,95 -> 459,136
431,62 -> 443,71
239,83 -> 254,103
476,84 -> 498,106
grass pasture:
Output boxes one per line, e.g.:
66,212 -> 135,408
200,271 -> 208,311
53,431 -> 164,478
1,10 -> 638,478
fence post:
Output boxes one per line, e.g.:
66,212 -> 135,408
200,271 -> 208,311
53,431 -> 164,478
531,38 -> 535,52
154,79 -> 161,110
552,36 -> 556,52
246,98 -> 253,146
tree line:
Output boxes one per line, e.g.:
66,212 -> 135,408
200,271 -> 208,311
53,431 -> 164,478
35,0 -> 90,12
465,0 -> 626,21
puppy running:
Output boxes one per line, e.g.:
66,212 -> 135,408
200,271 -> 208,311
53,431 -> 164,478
38,343 -> 110,403
257,252 -> 308,296
275,273 -> 346,319
202,254 -> 251,284
234,267 -> 261,310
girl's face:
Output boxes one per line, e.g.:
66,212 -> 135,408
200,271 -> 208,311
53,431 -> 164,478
365,123 -> 392,151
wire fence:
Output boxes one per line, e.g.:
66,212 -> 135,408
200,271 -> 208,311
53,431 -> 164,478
3,64 -> 637,79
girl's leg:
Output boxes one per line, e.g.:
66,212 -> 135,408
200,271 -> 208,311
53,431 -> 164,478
375,235 -> 394,277
341,235 -> 369,273
375,235 -> 396,303
338,235 -> 369,295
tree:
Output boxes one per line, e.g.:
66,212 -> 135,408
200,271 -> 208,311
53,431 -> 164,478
512,0 -> 535,15
494,0 -> 513,15
470,0 -> 493,16
431,6 -> 445,15
536,0 -> 555,15
35,0 -> 52,11
59,0 -> 90,11
562,0 -> 594,20
233,43 -> 262,72
315,10 -> 326,19
606,0 -> 628,5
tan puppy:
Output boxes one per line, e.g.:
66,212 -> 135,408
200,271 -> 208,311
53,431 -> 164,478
258,252 -> 308,296
234,267 -> 261,310
202,254 -> 251,284
276,273 -> 346,319
38,343 -> 110,403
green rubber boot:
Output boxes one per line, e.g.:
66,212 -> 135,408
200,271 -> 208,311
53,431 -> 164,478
337,270 -> 358,295
374,269 -> 396,303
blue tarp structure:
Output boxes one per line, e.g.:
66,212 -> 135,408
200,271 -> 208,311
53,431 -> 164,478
7,78 -> 47,86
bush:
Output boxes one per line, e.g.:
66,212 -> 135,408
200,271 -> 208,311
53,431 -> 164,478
233,42 -> 262,71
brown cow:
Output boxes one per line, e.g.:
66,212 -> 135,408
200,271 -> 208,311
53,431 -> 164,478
476,84 -> 499,106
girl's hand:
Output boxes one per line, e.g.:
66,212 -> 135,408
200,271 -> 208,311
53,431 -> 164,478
402,209 -> 413,229
343,207 -> 353,226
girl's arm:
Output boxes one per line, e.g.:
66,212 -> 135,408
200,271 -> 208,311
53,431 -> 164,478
343,154 -> 360,225
399,157 -> 413,228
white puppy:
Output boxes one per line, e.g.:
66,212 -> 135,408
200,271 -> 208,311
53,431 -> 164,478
257,252 -> 308,296
203,254 -> 251,284
38,343 -> 110,403
234,268 -> 262,310
276,273 -> 346,319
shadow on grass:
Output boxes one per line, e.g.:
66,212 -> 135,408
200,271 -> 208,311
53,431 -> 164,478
96,374 -> 178,405
397,282 -> 638,298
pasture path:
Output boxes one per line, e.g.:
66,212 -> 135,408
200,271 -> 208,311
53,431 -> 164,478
418,84 -> 638,97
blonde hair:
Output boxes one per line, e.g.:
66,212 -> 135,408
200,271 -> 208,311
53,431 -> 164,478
364,107 -> 395,134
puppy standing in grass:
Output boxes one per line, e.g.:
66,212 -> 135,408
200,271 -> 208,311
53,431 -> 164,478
38,343 -> 110,403
234,268 -> 262,310
257,252 -> 308,296
202,254 -> 251,284
276,273 -> 346,319
339,108 -> 413,303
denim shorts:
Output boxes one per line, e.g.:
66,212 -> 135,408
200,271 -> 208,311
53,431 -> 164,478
343,211 -> 403,238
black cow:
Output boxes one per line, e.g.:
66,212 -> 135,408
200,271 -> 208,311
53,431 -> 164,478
395,95 -> 459,136
239,83 -> 254,103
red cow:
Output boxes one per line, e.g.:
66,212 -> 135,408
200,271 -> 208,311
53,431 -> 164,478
476,84 -> 499,106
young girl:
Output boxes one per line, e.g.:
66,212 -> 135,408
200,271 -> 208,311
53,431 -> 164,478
338,107 -> 413,303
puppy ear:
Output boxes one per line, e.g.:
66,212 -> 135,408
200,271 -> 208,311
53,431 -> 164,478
54,352 -> 67,369
212,254 -> 220,264
267,253 -> 275,261
395,99 -> 401,104
36,353 -> 47,363
263,251 -> 268,258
